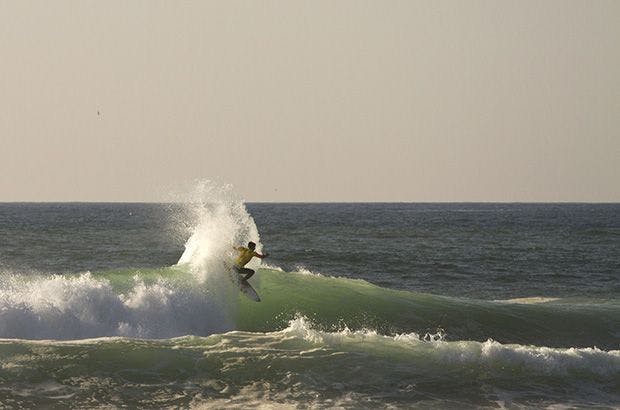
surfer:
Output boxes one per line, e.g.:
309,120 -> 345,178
233,241 -> 268,281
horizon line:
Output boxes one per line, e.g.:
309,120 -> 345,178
0,201 -> 618,205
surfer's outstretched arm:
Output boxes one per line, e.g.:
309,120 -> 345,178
253,252 -> 269,259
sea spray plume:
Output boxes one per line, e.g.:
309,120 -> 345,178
175,180 -> 263,277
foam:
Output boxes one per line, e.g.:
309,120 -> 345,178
280,316 -> 620,377
293,265 -> 324,277
497,297 -> 561,304
0,272 -> 233,339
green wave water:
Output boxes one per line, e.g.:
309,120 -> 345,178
239,268 -> 620,350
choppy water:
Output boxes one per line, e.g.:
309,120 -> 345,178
0,186 -> 618,408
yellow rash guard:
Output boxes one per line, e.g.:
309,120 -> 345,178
235,247 -> 259,268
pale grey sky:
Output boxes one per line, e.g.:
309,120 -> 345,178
1,1 -> 618,202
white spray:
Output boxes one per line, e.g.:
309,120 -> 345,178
176,180 -> 263,277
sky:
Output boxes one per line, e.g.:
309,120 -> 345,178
1,1 -> 618,202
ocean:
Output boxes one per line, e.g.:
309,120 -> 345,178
0,190 -> 618,408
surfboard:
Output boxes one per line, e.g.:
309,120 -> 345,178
225,262 -> 261,302
238,279 -> 261,302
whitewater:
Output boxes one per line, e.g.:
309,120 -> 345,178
0,185 -> 618,408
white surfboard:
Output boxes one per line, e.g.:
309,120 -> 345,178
238,279 -> 261,302
225,262 -> 261,302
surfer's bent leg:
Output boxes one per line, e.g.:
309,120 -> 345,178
242,268 -> 255,281
234,266 -> 255,281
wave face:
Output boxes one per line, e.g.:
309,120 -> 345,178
239,268 -> 620,350
1,317 -> 619,408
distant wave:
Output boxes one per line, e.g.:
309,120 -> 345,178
495,297 -> 561,304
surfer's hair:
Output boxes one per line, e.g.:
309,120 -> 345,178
248,241 -> 256,249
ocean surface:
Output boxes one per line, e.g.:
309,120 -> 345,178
1,190 -> 619,408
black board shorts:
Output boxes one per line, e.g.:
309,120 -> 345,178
234,265 -> 254,275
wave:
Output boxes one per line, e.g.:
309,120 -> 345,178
284,317 -> 620,379
1,317 -> 618,408
1,267 -> 618,352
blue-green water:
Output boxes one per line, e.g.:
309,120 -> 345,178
0,197 -> 619,408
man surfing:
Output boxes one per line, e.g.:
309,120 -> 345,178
233,241 -> 268,281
